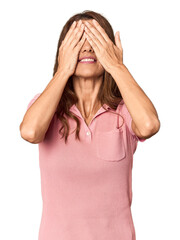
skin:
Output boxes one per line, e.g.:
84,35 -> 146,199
73,19 -> 160,139
20,18 -> 160,144
72,19 -> 105,125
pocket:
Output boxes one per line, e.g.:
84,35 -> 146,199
96,128 -> 126,161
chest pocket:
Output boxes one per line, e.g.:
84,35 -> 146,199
96,128 -> 126,161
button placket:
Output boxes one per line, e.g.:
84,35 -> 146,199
84,126 -> 92,143
86,131 -> 91,136
69,103 -> 111,143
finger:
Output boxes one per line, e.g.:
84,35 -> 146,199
90,19 -> 111,43
115,31 -> 123,50
66,20 -> 82,45
84,22 -> 105,47
69,23 -> 85,48
62,20 -> 77,45
66,21 -> 84,46
76,32 -> 86,49
84,32 -> 99,53
84,25 -> 102,49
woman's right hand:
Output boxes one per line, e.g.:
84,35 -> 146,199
57,20 -> 86,77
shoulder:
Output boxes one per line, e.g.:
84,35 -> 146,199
117,99 -> 146,142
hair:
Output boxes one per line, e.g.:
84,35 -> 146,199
53,10 -> 124,144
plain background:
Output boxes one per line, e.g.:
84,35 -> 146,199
0,0 -> 179,239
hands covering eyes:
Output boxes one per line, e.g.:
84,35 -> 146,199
83,19 -> 123,73
57,20 -> 86,77
57,19 -> 123,76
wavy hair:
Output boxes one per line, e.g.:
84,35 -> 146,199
53,10 -> 123,143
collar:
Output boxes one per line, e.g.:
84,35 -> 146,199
69,103 -> 112,119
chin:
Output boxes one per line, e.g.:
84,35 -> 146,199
74,73 -> 103,79
75,71 -> 97,77
74,69 -> 104,78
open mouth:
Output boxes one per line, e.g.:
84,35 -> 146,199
78,58 -> 97,63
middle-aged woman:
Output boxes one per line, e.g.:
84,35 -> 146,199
20,10 -> 160,240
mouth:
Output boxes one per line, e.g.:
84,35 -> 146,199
78,57 -> 97,64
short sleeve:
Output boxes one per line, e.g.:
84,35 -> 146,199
27,93 -> 41,110
119,99 -> 146,142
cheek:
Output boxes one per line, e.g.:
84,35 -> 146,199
97,61 -> 104,70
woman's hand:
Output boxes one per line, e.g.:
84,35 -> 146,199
84,19 -> 123,73
57,20 -> 86,77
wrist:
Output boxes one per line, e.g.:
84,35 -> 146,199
54,69 -> 71,83
109,63 -> 128,77
55,68 -> 71,80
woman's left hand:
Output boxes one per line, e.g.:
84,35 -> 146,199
84,19 -> 123,73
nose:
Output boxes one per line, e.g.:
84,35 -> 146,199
81,39 -> 94,53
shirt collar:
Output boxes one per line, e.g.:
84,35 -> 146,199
69,103 -> 111,119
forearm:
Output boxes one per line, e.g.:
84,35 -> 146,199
20,70 -> 69,143
110,64 -> 160,135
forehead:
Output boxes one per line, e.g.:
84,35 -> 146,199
77,19 -> 93,24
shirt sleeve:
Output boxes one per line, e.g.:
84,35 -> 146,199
27,93 -> 41,110
119,99 -> 146,142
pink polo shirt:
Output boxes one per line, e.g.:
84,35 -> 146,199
27,92 -> 146,240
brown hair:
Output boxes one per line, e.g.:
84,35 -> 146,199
53,10 -> 123,143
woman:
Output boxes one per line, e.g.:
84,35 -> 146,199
20,10 -> 160,240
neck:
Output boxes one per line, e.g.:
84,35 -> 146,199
72,75 -> 103,118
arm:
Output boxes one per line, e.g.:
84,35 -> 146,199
82,20 -> 160,140
20,20 -> 86,144
19,70 -> 69,143
110,64 -> 160,139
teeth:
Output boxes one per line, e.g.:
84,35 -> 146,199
80,58 -> 95,62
